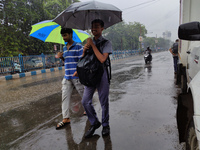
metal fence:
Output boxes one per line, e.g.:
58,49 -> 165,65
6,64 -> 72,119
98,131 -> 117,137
111,49 -> 140,60
0,53 -> 63,75
0,49 -> 145,75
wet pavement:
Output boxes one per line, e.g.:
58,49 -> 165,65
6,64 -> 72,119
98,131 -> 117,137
0,51 -> 185,150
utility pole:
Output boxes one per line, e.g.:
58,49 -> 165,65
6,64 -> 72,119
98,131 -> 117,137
121,38 -> 123,50
139,24 -> 143,53
140,25 -> 141,51
155,34 -> 158,51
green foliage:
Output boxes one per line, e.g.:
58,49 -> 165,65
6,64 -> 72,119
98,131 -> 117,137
43,0 -> 79,19
157,37 -> 171,50
143,37 -> 156,49
143,37 -> 171,50
0,0 -> 75,57
103,21 -> 147,50
103,21 -> 170,51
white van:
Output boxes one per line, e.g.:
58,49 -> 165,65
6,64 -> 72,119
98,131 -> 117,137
177,21 -> 200,150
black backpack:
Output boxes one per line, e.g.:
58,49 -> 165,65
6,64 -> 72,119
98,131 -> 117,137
77,40 -> 111,87
172,43 -> 178,54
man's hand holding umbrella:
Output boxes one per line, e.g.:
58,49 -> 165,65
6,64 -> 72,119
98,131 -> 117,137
55,52 -> 65,61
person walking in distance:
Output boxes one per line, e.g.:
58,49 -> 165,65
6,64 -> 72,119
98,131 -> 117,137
81,19 -> 112,138
169,39 -> 179,74
56,28 -> 84,129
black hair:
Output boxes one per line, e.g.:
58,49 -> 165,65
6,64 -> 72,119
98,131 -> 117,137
91,19 -> 104,27
60,28 -> 73,35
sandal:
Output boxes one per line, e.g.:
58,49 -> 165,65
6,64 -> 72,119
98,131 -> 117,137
56,121 -> 70,130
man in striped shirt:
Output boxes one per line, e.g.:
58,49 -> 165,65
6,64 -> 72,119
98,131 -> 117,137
56,28 -> 84,129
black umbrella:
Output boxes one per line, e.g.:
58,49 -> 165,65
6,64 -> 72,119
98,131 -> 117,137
53,1 -> 122,30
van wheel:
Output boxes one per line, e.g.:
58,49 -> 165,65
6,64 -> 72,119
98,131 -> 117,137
186,120 -> 199,150
181,67 -> 187,93
176,63 -> 182,85
181,74 -> 187,94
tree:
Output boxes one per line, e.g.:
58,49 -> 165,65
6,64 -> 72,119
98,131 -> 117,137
143,37 -> 171,50
0,0 -> 77,57
143,37 -> 156,49
103,21 -> 147,50
157,37 -> 171,50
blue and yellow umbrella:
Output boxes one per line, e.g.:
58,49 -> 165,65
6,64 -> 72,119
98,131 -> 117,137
29,20 -> 90,45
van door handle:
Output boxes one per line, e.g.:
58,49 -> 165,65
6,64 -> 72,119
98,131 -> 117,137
187,51 -> 191,54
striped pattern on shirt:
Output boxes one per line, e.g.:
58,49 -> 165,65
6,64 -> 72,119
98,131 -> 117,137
63,42 -> 83,80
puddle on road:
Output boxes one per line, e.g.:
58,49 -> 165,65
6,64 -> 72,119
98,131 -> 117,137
0,89 -> 84,149
0,93 -> 61,149
110,65 -> 143,102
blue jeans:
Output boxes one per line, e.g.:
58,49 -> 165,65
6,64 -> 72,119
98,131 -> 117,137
82,70 -> 109,127
173,56 -> 178,73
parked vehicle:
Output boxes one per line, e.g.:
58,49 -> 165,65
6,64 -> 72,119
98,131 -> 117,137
0,60 -> 21,74
45,56 -> 57,68
45,58 -> 55,68
12,62 -> 21,73
25,59 -> 43,69
176,0 -> 200,149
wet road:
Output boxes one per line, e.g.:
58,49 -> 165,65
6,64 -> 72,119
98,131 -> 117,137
0,51 -> 185,150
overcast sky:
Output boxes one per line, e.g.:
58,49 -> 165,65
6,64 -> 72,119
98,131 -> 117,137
80,0 -> 179,41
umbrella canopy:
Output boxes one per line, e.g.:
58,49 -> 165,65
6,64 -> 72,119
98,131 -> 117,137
29,20 -> 90,45
53,1 -> 122,30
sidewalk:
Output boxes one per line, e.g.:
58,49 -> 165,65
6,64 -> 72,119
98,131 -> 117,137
0,68 -> 65,114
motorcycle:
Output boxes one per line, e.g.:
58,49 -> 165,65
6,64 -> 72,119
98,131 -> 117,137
144,51 -> 152,64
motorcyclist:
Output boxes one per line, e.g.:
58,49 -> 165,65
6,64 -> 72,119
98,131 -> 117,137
144,46 -> 152,55
144,47 -> 152,60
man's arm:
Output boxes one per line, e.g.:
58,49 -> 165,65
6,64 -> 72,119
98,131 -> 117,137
87,38 -> 109,63
169,48 -> 176,56
82,43 -> 90,57
72,71 -> 78,77
56,52 -> 65,61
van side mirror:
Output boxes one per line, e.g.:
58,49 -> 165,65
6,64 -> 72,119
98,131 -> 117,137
178,21 -> 200,41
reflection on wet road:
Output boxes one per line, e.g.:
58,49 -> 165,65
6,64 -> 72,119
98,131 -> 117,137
0,51 -> 185,150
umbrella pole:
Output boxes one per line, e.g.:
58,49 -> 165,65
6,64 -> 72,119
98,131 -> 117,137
60,44 -> 62,52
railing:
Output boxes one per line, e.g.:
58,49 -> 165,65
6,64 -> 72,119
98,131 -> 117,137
111,50 -> 140,60
0,53 -> 63,75
0,49 -> 165,75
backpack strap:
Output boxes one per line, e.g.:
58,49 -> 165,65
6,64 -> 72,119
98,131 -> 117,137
96,39 -> 108,52
95,39 -> 111,84
106,55 -> 111,84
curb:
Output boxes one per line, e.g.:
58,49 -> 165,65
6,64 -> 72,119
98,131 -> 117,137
0,66 -> 64,81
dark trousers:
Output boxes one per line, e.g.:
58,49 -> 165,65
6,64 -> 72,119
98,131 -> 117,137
173,56 -> 179,73
82,70 -> 109,127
